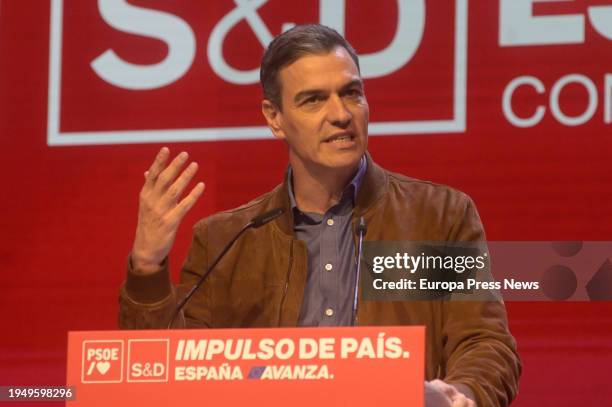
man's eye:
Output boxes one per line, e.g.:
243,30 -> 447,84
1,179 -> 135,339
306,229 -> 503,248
345,89 -> 362,97
305,96 -> 322,104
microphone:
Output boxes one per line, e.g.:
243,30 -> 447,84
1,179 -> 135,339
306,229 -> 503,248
167,208 -> 284,329
351,217 -> 367,325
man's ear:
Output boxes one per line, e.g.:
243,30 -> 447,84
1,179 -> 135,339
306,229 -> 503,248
262,99 -> 286,140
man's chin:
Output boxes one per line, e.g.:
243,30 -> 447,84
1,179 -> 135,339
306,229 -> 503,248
320,152 -> 364,172
290,148 -> 365,175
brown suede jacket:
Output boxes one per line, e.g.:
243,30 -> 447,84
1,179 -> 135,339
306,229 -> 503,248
119,155 -> 521,406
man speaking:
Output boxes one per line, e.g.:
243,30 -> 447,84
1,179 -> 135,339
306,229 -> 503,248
119,24 -> 520,406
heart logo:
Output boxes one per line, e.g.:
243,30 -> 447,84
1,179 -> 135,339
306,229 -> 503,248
96,361 -> 111,375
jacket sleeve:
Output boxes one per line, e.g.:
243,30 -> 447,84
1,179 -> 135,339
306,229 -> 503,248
442,195 -> 521,406
118,220 -> 211,329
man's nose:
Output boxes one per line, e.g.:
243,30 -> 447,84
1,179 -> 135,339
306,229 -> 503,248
326,94 -> 352,127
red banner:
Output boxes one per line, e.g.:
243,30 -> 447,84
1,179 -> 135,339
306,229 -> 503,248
67,327 -> 425,406
1,2 -> 612,405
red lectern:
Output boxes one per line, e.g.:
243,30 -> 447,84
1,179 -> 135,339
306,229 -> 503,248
67,326 -> 424,406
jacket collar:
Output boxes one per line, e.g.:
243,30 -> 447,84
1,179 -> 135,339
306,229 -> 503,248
270,151 -> 387,236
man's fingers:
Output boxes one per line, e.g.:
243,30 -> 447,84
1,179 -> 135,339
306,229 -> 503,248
161,162 -> 199,207
144,147 -> 170,187
172,182 -> 205,220
155,151 -> 189,191
451,395 -> 474,407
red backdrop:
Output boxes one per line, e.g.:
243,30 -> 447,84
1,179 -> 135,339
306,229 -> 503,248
1,1 -> 611,405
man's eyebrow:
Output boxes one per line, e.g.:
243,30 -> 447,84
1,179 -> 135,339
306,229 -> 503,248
293,89 -> 326,104
293,79 -> 364,104
340,79 -> 364,91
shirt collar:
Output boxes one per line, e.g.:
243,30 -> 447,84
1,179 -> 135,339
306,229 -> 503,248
287,155 -> 368,214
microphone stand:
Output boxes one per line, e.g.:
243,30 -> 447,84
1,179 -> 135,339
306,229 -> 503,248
351,217 -> 367,326
167,208 -> 283,329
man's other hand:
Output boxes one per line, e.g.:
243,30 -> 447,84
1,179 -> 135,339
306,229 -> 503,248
131,147 -> 205,274
425,380 -> 476,407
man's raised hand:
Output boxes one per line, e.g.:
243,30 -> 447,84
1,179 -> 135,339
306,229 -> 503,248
131,147 -> 205,274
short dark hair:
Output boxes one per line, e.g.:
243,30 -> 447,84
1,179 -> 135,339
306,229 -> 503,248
260,24 -> 360,109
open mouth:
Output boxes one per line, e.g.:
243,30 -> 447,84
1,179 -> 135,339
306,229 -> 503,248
325,133 -> 355,143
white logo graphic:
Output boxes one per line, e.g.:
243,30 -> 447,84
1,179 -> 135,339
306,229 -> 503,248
499,1 -> 612,128
81,340 -> 124,383
499,0 -> 612,47
95,361 -> 111,375
91,0 -> 196,90
127,339 -> 170,383
208,0 -> 425,84
47,0 -> 467,146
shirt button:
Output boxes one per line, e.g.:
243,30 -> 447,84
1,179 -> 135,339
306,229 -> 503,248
325,308 -> 334,317
326,218 -> 334,226
325,263 -> 333,271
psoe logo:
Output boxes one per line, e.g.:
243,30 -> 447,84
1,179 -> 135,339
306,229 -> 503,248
127,339 -> 169,383
47,0 -> 468,146
81,340 -> 124,383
